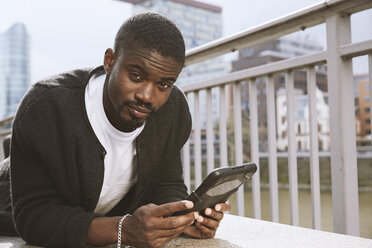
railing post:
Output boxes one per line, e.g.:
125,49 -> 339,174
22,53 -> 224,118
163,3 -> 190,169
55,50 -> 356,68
0,136 -> 4,161
307,66 -> 322,230
206,88 -> 215,173
266,75 -> 279,222
219,86 -> 228,168
183,138 -> 191,193
194,91 -> 202,188
285,70 -> 299,226
326,13 -> 359,236
249,79 -> 261,219
369,52 -> 372,145
233,81 -> 245,216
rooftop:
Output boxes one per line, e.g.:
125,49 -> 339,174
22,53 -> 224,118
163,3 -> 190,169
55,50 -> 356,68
117,0 -> 222,12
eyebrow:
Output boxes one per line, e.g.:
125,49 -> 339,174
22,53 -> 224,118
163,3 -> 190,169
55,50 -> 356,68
127,64 -> 177,83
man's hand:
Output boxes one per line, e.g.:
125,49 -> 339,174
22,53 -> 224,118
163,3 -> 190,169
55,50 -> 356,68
183,202 -> 230,239
121,200 -> 198,248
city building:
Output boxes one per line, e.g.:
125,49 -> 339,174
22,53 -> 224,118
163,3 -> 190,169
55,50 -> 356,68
119,0 -> 231,164
276,87 -> 330,151
231,37 -> 327,152
354,74 -> 371,145
0,23 -> 30,120
118,0 -> 230,128
119,0 -> 229,85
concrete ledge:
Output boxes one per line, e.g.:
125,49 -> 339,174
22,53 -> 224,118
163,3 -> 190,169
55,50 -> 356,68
165,214 -> 372,248
1,214 -> 372,247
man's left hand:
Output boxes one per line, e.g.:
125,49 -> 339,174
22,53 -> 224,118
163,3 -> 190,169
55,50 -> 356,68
183,202 -> 230,239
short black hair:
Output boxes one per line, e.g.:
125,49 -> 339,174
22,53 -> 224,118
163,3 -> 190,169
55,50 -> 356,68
114,13 -> 185,66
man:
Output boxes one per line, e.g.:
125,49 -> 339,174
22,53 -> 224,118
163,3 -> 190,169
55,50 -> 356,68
0,13 -> 229,247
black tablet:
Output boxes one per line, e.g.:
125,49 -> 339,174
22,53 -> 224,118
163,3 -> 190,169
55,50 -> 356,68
177,162 -> 257,215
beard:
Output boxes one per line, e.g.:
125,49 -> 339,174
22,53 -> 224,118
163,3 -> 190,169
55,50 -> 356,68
116,100 -> 154,131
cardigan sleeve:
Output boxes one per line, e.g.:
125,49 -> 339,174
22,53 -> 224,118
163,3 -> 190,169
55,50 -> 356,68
10,120 -> 97,248
9,72 -> 101,247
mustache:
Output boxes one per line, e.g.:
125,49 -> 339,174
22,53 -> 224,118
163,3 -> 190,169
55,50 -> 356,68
123,100 -> 154,112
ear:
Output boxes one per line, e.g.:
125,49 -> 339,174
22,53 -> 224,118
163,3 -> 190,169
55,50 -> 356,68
103,48 -> 115,74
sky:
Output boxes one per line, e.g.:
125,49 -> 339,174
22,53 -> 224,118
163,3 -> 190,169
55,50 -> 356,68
0,0 -> 371,83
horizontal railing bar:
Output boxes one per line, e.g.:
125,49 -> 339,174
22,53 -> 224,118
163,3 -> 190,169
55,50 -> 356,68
185,0 -> 372,66
182,51 -> 326,93
0,116 -> 14,126
0,129 -> 12,137
340,39 -> 372,58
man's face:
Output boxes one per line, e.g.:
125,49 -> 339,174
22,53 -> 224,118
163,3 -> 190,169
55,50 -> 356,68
103,47 -> 183,132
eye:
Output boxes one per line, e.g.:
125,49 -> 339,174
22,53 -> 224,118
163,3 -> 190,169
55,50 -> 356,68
158,82 -> 172,90
129,72 -> 142,82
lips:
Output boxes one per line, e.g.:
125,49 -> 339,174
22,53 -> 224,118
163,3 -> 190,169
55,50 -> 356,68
128,105 -> 152,119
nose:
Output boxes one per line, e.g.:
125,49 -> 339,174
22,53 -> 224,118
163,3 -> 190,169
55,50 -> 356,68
134,81 -> 156,105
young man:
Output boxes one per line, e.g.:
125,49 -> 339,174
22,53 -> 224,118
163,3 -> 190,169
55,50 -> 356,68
0,13 -> 229,247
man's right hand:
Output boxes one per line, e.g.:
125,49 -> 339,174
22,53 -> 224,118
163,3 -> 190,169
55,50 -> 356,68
121,200 -> 198,248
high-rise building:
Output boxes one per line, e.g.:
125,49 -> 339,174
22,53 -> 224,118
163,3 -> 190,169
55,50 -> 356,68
119,0 -> 229,82
354,74 -> 371,144
118,0 -> 230,126
0,23 -> 30,119
118,0 -> 229,164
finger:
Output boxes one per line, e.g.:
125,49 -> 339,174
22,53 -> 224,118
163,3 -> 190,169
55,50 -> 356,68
196,215 -> 220,231
214,202 -> 231,212
154,212 -> 198,230
152,200 -> 194,217
154,220 -> 195,238
204,208 -> 224,221
194,222 -> 216,239
183,225 -> 202,239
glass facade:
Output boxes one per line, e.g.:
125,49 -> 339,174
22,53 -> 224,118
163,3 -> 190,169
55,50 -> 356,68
0,23 -> 30,119
131,0 -> 229,86
128,0 -> 230,129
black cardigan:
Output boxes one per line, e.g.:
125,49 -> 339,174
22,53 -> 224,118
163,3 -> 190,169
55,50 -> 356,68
7,66 -> 191,247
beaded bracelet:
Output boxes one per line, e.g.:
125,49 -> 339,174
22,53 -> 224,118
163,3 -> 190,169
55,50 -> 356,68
117,214 -> 131,248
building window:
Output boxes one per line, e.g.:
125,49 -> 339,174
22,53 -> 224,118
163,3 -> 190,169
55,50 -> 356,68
297,124 -> 301,134
366,119 -> 371,124
365,107 -> 370,113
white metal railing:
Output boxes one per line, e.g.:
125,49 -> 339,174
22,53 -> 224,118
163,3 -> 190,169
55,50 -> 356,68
181,0 -> 372,237
0,0 -> 371,238
0,116 -> 13,160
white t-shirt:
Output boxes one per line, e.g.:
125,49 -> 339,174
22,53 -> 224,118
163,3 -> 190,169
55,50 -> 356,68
85,73 -> 144,215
